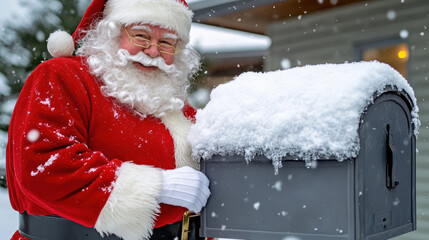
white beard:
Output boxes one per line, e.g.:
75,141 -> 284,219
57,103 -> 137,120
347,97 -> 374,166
76,21 -> 197,118
92,49 -> 188,117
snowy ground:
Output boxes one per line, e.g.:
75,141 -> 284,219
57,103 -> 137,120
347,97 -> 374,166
0,188 -> 18,238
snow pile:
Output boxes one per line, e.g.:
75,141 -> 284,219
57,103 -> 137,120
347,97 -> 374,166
188,61 -> 419,168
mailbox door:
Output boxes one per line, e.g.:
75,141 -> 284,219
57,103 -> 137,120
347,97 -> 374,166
357,92 -> 416,240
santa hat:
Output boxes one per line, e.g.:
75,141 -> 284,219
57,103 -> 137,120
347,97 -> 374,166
47,0 -> 193,58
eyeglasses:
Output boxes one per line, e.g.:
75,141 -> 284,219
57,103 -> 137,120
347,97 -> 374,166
123,27 -> 179,55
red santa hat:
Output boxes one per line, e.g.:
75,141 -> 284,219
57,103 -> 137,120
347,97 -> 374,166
47,0 -> 193,58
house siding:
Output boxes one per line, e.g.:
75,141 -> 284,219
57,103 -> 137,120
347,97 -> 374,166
265,0 -> 429,239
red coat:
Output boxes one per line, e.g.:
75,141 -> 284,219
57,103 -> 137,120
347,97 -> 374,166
7,56 -> 197,239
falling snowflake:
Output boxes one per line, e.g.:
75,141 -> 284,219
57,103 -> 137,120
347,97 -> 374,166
27,129 -> 40,142
272,181 -> 283,191
253,202 -> 260,210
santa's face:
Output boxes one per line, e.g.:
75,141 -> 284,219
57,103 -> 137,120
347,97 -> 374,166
119,24 -> 177,72
77,20 -> 200,117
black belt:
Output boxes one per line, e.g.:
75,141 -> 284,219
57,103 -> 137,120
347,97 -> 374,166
19,211 -> 205,240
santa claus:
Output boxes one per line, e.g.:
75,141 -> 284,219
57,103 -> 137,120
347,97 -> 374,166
6,0 -> 210,239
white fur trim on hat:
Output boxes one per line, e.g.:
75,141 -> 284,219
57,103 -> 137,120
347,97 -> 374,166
104,0 -> 193,44
94,163 -> 163,240
47,30 -> 75,58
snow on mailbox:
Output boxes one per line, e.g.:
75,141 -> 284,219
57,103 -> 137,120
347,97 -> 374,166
189,61 -> 420,240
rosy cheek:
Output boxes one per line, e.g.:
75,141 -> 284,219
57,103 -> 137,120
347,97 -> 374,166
126,48 -> 140,55
121,44 -> 139,55
163,55 -> 175,65
119,36 -> 139,55
118,36 -> 128,49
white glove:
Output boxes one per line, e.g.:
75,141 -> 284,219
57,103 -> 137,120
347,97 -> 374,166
158,166 -> 211,213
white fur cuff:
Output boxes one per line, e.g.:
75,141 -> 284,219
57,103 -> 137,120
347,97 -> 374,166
95,162 -> 163,240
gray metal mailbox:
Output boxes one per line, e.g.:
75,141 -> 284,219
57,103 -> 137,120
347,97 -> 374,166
189,62 -> 420,240
199,90 -> 417,240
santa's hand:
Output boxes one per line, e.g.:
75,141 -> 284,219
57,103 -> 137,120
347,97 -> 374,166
158,166 -> 210,213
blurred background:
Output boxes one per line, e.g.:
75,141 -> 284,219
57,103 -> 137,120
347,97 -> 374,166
0,0 -> 428,239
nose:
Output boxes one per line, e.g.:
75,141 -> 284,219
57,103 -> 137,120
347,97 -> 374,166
143,41 -> 161,58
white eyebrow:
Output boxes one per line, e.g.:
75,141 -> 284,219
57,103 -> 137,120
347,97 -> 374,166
130,25 -> 152,33
163,33 -> 178,40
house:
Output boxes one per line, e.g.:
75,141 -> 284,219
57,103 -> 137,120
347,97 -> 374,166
189,0 -> 429,239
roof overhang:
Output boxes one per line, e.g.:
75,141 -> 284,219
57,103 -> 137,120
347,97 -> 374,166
190,0 -> 366,35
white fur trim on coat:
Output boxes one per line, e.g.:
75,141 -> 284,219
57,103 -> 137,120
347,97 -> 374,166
104,0 -> 193,44
95,163 -> 163,240
161,110 -> 199,170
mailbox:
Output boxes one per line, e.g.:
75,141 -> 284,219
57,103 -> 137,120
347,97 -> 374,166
189,62 -> 419,240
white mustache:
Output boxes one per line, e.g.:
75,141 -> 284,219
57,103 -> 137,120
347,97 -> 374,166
115,49 -> 181,78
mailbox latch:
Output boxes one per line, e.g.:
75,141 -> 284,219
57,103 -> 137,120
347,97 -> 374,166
386,124 -> 399,190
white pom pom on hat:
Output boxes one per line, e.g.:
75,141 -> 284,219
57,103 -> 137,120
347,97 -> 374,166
47,30 -> 75,58
46,0 -> 193,58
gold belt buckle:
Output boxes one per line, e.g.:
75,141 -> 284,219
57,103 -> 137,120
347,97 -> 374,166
181,211 -> 206,240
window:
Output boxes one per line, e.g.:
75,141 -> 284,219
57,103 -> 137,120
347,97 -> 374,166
355,37 -> 409,78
